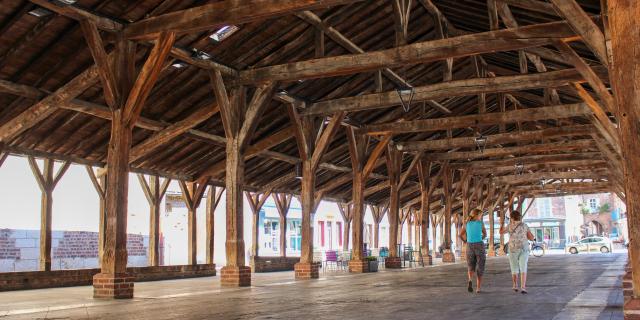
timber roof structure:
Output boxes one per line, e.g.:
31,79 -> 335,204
0,0 -> 620,216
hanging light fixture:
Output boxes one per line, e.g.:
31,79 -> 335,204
514,162 -> 524,175
171,60 -> 188,68
474,134 -> 488,153
540,177 -> 546,187
295,163 -> 303,180
396,86 -> 415,113
191,48 -> 211,60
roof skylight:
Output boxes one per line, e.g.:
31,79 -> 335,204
209,25 -> 239,42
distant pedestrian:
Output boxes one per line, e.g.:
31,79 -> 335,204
500,210 -> 535,294
459,208 -> 487,293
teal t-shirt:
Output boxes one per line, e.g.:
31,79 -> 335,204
466,220 -> 483,243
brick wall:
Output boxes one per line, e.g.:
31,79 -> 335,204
0,229 -> 157,272
250,256 -> 299,272
0,264 -> 216,291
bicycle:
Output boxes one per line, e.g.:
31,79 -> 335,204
501,241 -> 545,257
530,240 -> 545,257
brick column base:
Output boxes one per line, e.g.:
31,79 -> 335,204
220,266 -> 251,287
442,251 -> 456,263
487,250 -> 497,257
625,271 -> 634,301
348,259 -> 369,273
294,262 -> 320,280
625,297 -> 640,320
93,273 -> 134,299
385,256 -> 402,268
423,255 -> 433,266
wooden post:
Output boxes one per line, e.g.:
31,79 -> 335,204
487,208 -> 496,257
273,193 -> 292,257
209,67 -> 276,286
459,171 -> 472,261
86,166 -> 106,263
417,160 -> 433,264
246,191 -> 272,260
385,145 -> 403,268
28,157 -> 70,271
606,2 -> 640,313
370,204 -> 387,249
137,174 -> 170,266
442,166 -> 455,262
345,129 -> 390,272
338,203 -> 353,251
179,180 -> 207,265
206,186 -> 224,264
432,215 -> 439,258
287,103 -> 344,279
93,30 -> 175,299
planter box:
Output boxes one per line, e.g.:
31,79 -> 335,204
368,261 -> 379,272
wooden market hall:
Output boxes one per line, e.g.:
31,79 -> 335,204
0,0 -> 638,319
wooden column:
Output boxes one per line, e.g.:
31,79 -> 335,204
28,157 -> 70,271
487,209 -> 496,257
346,129 -> 390,273
86,166 -> 106,264
385,145 -> 403,268
370,204 -> 387,249
459,171 -> 472,261
273,193 -> 292,257
206,186 -> 224,265
179,180 -> 207,265
417,159 -> 433,264
442,166 -> 455,263
137,174 -> 170,266
606,1 -> 640,311
209,67 -> 276,286
92,29 -> 175,299
246,191 -> 272,259
432,215 -> 439,258
407,212 -> 413,247
338,203 -> 353,251
287,103 -> 344,280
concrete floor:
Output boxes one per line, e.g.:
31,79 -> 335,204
0,253 -> 625,320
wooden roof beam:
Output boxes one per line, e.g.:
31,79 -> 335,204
237,20 -> 579,84
124,0 -> 365,40
422,140 -> 597,161
397,124 -> 593,151
361,103 -> 591,135
492,169 -> 610,185
549,0 -> 609,67
302,68 -> 584,115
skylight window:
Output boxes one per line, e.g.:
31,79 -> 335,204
28,7 -> 52,17
209,25 -> 239,42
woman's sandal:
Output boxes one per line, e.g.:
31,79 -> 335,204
521,288 -> 528,294
467,281 -> 473,293
513,287 -> 519,292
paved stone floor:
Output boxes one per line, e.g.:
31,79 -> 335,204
0,253 -> 625,319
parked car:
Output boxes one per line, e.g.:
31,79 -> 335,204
566,236 -> 613,254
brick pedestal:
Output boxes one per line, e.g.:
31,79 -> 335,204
625,297 -> 640,320
385,256 -> 402,268
487,250 -> 497,257
442,251 -> 456,263
93,273 -> 134,299
348,259 -> 369,273
625,271 -> 634,301
423,255 -> 433,266
294,262 -> 320,280
220,266 -> 251,287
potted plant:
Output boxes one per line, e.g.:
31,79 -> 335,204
366,256 -> 379,272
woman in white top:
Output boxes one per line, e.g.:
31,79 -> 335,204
500,210 -> 535,294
